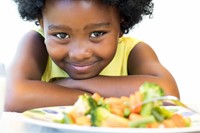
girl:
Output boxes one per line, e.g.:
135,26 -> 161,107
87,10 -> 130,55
5,0 -> 179,112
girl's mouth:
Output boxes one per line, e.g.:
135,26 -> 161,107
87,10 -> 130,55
70,62 -> 97,73
72,65 -> 91,72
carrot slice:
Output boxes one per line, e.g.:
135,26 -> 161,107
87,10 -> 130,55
92,93 -> 102,102
163,119 -> 176,128
110,105 -> 124,117
171,114 -> 186,127
130,92 -> 142,114
129,113 -> 143,121
104,97 -> 123,105
147,122 -> 160,128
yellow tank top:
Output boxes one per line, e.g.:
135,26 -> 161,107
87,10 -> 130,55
36,29 -> 141,82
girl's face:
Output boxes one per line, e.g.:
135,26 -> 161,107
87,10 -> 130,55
41,0 -> 121,79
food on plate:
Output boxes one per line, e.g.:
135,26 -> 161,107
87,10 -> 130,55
23,82 -> 191,128
64,82 -> 191,128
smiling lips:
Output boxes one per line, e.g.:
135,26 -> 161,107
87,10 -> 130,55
70,62 -> 97,73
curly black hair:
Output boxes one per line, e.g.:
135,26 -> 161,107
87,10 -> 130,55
13,0 -> 154,34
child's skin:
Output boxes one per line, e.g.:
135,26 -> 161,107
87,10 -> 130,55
5,0 -> 179,112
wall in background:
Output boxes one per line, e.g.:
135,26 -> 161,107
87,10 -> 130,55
129,0 -> 200,104
0,0 -> 37,65
1,0 -> 200,104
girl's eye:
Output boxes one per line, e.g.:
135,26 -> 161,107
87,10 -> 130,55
90,31 -> 105,38
55,33 -> 69,39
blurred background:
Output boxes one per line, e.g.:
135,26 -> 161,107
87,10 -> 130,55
0,0 -> 200,104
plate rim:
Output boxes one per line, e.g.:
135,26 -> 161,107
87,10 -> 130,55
21,106 -> 200,133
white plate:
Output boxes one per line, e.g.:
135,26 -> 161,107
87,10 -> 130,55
21,106 -> 200,133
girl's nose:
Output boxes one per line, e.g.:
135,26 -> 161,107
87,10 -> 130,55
68,41 -> 92,60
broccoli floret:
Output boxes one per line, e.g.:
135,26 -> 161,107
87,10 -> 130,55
139,82 -> 165,116
72,94 -> 97,115
139,82 -> 165,100
91,107 -> 129,127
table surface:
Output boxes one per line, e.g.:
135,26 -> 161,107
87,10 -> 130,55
0,112 -> 63,133
1,104 -> 200,133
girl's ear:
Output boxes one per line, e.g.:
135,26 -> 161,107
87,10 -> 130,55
119,19 -> 124,38
119,31 -> 123,38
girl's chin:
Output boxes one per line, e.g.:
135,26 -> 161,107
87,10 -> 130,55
68,73 -> 99,80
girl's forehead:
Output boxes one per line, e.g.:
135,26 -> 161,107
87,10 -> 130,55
44,0 -> 112,15
43,0 -> 119,20
42,0 -> 120,30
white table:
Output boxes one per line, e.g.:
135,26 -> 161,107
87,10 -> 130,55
1,104 -> 200,133
0,112 -> 64,133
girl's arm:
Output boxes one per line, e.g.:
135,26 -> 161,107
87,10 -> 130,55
5,31 -> 90,112
55,42 -> 179,98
